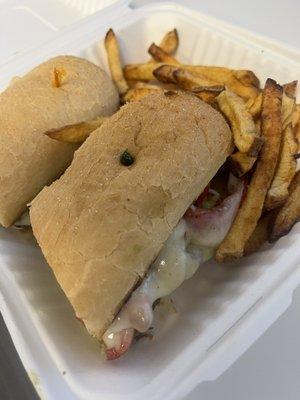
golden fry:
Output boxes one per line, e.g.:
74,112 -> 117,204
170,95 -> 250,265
172,68 -> 224,102
124,63 -> 260,99
158,29 -> 179,54
45,117 -> 107,144
229,151 -> 256,177
130,82 -> 160,89
265,83 -> 298,209
123,87 -> 161,102
292,104 -> 300,149
152,66 -> 224,102
153,64 -> 179,83
185,66 -> 260,100
265,124 -> 297,209
244,212 -> 273,255
246,92 -> 262,119
270,171 -> 300,242
283,80 -> 298,98
235,70 -> 260,88
282,92 -> 295,130
216,79 -> 283,262
192,86 -> 225,103
193,85 -> 225,94
255,118 -> 261,135
173,68 -> 220,88
148,29 -> 179,63
104,28 -> 129,95
217,89 -> 263,156
148,43 -> 180,64
124,62 -> 163,81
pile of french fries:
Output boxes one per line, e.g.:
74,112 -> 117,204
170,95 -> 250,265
46,28 -> 300,261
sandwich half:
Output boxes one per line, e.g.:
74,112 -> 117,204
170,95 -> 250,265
0,55 -> 118,227
30,91 -> 239,359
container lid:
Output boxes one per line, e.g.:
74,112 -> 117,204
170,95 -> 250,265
0,0 -> 122,62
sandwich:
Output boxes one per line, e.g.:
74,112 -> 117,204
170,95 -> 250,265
0,55 -> 119,227
30,91 -> 243,359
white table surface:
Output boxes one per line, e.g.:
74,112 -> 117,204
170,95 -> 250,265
0,1 -> 299,400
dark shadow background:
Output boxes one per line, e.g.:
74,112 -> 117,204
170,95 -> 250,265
0,314 -> 38,400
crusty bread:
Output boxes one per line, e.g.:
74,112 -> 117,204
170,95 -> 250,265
0,55 -> 119,227
30,91 -> 232,340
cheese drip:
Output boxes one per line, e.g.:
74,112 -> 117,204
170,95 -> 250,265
103,220 -> 203,351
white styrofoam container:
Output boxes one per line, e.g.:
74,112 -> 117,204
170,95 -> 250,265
0,0 -> 121,61
0,1 -> 300,399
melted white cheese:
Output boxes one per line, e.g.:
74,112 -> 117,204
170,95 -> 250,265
102,220 -> 204,348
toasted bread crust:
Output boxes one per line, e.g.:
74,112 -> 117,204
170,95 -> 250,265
30,91 -> 232,339
0,55 -> 119,226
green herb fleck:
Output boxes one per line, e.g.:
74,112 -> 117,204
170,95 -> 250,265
120,150 -> 135,166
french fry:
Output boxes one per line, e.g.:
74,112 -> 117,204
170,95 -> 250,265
283,80 -> 298,98
192,86 -> 225,103
217,89 -> 263,156
244,212 -> 273,255
172,68 -> 224,102
173,68 -> 220,89
270,171 -> 300,242
105,28 -> 129,95
127,79 -> 139,88
193,85 -> 225,94
153,64 -> 179,83
216,79 -> 283,262
265,124 -> 298,209
148,43 -> 180,64
123,87 -> 161,102
124,62 -> 163,81
130,82 -> 160,89
188,66 -> 260,100
44,117 -> 107,144
255,118 -> 261,135
158,28 -> 179,55
186,66 -> 257,86
235,70 -> 260,88
282,92 -> 295,130
246,92 -> 262,119
153,66 -> 224,103
264,83 -> 297,209
229,151 -> 257,177
172,67 -> 257,103
124,63 -> 260,99
292,104 -> 300,148
148,29 -> 179,63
